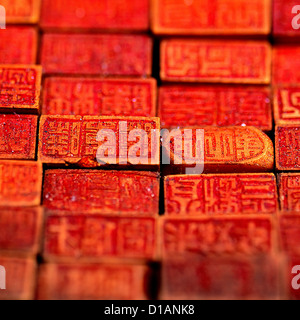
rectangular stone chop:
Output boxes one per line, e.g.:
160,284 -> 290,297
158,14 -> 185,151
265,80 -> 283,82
40,0 -> 149,31
160,255 -> 283,300
43,170 -> 159,215
0,115 -> 38,160
3,0 -> 41,24
0,160 -> 42,206
164,173 -> 278,216
152,0 -> 271,36
42,77 -> 156,117
275,125 -> 300,171
38,116 -> 160,168
279,173 -> 300,212
43,214 -> 158,262
0,256 -> 36,300
37,263 -> 150,300
273,46 -> 300,85
159,215 -> 275,258
279,214 -> 300,256
41,34 -> 152,76
160,40 -> 271,84
159,85 -> 272,131
273,87 -> 300,125
0,206 -> 42,256
0,65 -> 42,113
0,27 -> 37,64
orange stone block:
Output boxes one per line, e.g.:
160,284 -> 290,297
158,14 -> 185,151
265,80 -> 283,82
0,161 -> 42,206
0,207 -> 42,256
41,34 -> 152,76
43,214 -> 157,262
152,0 -> 271,35
38,263 -> 150,300
159,216 -> 275,258
279,174 -> 300,213
159,85 -> 272,131
275,125 -> 300,171
274,87 -> 300,125
40,0 -> 149,31
160,256 -> 283,300
160,40 -> 271,84
43,170 -> 159,216
164,174 -> 278,216
3,0 -> 41,24
0,115 -> 38,160
279,214 -> 300,256
42,77 -> 156,116
163,126 -> 274,173
0,256 -> 36,300
38,116 -> 160,168
0,27 -> 37,64
0,65 -> 42,113
273,46 -> 300,85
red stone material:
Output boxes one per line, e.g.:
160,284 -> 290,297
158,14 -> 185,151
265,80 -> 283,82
0,161 -> 42,206
159,86 -> 272,131
40,0 -> 149,31
152,0 -> 271,36
38,263 -> 150,300
42,77 -> 156,116
273,0 -> 300,38
279,214 -> 300,256
164,126 -> 274,173
273,87 -> 300,125
160,256 -> 282,300
43,214 -> 157,262
0,257 -> 36,300
0,27 -> 37,64
0,115 -> 37,160
43,170 -> 159,215
0,65 -> 42,113
0,207 -> 42,255
279,174 -> 300,212
159,216 -> 275,257
273,47 -> 300,85
3,0 -> 41,24
161,40 -> 271,84
275,125 -> 300,171
164,174 -> 278,216
38,116 -> 160,167
41,34 -> 152,76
